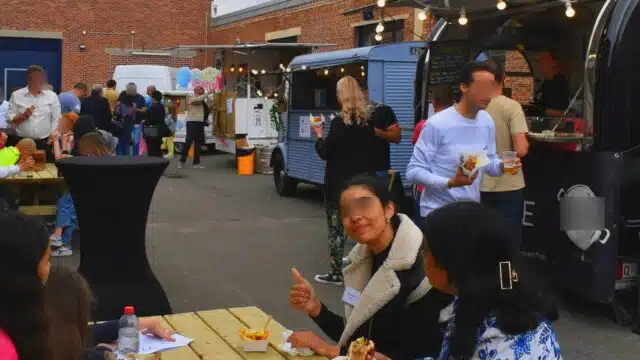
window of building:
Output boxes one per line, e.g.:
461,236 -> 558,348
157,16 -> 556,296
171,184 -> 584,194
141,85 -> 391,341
356,20 -> 404,48
291,62 -> 368,110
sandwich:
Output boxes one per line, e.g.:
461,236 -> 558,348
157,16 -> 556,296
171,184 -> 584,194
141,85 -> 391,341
462,155 -> 478,172
348,337 -> 375,360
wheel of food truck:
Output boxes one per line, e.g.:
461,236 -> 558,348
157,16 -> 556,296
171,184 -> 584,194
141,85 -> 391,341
273,151 -> 297,197
174,142 -> 184,154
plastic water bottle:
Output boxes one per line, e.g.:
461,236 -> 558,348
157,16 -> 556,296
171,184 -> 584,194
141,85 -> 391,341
118,306 -> 140,354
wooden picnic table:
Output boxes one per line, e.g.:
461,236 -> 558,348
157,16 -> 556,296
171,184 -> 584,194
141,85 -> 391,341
150,306 -> 329,360
0,163 -> 64,215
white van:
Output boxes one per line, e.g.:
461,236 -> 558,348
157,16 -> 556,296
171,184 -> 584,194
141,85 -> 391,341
113,65 -> 177,92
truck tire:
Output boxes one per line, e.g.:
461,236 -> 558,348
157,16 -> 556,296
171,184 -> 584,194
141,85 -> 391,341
273,151 -> 297,197
174,142 -> 184,154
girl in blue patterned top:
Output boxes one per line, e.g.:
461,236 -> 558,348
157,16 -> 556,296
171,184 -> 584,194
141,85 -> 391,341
423,201 -> 562,360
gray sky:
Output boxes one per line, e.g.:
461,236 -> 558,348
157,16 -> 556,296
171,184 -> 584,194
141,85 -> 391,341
213,0 -> 274,17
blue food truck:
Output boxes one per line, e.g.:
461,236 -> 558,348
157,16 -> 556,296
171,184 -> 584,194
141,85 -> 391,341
271,41 -> 426,196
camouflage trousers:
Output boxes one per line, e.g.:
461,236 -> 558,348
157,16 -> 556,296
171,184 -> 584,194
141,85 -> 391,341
326,201 -> 346,278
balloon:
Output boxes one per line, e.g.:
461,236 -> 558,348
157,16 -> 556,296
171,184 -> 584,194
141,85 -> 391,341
176,67 -> 191,89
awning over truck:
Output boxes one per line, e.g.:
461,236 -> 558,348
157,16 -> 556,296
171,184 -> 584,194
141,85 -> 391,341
163,43 -> 335,51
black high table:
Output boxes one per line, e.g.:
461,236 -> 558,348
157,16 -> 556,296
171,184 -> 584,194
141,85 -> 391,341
57,156 -> 172,321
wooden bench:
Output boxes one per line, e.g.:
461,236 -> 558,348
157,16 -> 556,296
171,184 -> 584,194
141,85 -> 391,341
0,163 -> 64,216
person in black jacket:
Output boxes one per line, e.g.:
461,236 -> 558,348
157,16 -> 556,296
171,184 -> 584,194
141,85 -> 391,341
81,86 -> 112,133
288,175 -> 452,360
44,265 -> 175,360
313,76 -> 379,286
144,90 -> 169,157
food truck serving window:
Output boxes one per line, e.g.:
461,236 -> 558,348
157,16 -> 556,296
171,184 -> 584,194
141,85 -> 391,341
291,62 -> 368,110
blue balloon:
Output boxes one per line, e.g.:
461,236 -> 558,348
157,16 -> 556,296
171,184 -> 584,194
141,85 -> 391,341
177,67 -> 191,88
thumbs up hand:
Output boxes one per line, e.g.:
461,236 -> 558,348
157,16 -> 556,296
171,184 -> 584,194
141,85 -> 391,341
290,268 -> 321,317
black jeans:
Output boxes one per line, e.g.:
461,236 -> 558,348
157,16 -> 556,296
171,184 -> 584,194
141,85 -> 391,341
145,137 -> 163,158
481,189 -> 524,249
180,121 -> 204,165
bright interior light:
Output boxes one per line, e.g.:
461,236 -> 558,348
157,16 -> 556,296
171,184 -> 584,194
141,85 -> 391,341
418,11 -> 427,21
565,4 -> 576,18
375,33 -> 383,42
376,22 -> 384,33
376,0 -> 386,8
497,1 -> 507,10
302,65 -> 307,70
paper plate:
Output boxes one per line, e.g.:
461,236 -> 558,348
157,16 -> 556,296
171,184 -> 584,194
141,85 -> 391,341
459,150 -> 489,177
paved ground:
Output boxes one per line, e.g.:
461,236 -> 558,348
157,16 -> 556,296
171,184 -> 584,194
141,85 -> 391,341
55,154 -> 640,359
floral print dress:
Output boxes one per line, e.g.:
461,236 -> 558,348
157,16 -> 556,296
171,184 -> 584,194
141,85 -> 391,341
438,299 -> 562,360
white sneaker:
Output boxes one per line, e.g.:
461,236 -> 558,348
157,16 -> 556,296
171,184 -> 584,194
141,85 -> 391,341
193,164 -> 205,169
50,235 -> 63,248
52,246 -> 73,257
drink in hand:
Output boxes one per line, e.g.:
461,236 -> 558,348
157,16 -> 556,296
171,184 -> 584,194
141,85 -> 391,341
502,151 -> 518,175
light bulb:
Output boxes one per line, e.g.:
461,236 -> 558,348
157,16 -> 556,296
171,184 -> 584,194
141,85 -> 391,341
261,69 -> 267,74
251,69 -> 258,75
360,65 -> 365,70
361,71 -> 366,77
418,11 -> 427,21
376,22 -> 384,33
256,90 -> 263,97
230,66 -> 235,72
376,0 -> 386,8
565,4 -> 575,18
497,1 -> 507,10
286,68 -> 291,72
238,67 -> 243,73
340,68 -> 345,73
279,63 -> 285,69
274,93 -> 278,98
324,69 -> 329,75
458,8 -> 468,26
375,34 -> 383,42
302,65 -> 307,70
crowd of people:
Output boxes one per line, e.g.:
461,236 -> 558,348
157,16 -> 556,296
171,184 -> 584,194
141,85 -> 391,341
0,58 -> 564,360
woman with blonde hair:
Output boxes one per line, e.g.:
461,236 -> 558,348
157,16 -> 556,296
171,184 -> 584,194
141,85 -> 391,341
312,76 -> 378,285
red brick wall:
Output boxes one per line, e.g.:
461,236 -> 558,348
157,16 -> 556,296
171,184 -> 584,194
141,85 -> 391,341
504,51 -> 534,104
1,0 -> 211,89
210,0 -> 419,51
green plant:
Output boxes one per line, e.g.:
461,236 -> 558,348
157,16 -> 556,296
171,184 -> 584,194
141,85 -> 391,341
270,102 -> 281,131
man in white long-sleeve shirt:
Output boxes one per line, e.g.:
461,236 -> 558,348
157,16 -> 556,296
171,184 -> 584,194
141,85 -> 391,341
407,61 -> 521,222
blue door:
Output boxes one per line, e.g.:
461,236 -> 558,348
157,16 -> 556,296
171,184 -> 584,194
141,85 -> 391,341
0,37 -> 62,99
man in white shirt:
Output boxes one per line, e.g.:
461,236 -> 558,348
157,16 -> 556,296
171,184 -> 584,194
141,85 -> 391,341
6,65 -> 61,162
407,61 -> 522,224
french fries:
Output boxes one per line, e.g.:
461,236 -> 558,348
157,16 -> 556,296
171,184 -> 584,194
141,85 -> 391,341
239,328 -> 270,341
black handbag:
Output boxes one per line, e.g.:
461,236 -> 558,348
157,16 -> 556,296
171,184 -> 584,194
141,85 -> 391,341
143,125 -> 161,138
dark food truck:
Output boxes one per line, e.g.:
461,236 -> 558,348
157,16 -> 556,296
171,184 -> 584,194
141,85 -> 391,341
413,0 -> 640,325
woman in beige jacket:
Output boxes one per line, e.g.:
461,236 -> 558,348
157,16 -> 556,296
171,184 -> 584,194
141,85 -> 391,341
179,86 -> 213,169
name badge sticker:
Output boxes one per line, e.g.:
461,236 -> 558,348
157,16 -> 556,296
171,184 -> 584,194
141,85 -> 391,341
342,287 -> 361,307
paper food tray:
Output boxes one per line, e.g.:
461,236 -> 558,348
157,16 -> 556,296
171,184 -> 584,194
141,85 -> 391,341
459,150 -> 489,177
243,339 -> 270,352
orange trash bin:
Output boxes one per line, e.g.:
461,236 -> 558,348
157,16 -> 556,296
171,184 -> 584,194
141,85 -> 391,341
237,147 -> 255,176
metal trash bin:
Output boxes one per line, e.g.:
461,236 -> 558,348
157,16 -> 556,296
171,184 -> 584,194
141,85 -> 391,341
254,145 -> 274,174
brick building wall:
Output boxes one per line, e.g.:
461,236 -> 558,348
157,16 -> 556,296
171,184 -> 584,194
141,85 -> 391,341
210,0 -> 424,50
1,0 -> 212,89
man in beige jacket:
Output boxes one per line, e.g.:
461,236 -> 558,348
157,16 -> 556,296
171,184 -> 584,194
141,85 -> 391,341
179,86 -> 213,169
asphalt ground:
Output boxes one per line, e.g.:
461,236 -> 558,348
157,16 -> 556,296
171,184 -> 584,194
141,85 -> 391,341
54,153 -> 640,359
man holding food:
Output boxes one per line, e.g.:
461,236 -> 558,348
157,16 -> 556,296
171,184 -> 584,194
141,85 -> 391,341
407,61 -> 521,224
6,65 -> 61,162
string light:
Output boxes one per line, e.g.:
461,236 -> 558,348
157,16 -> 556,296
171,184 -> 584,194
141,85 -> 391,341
360,65 -> 365,70
361,71 -> 366,77
256,90 -> 263,97
458,7 -> 468,26
376,22 -> 385,33
286,68 -> 291,72
274,93 -> 278,98
230,65 -> 235,72
279,63 -> 285,70
261,69 -> 267,74
497,0 -> 507,10
565,3 -> 576,18
340,67 -> 345,73
418,11 -> 427,21
251,69 -> 258,75
324,69 -> 329,75
376,0 -> 386,8
375,33 -> 383,42
238,67 -> 243,73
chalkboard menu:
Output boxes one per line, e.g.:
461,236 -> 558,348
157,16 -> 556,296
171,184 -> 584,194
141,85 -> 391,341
428,41 -> 469,85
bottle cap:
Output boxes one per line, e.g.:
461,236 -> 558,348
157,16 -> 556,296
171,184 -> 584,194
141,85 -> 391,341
124,306 -> 135,315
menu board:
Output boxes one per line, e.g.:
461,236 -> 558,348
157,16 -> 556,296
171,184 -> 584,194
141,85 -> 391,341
428,41 -> 469,85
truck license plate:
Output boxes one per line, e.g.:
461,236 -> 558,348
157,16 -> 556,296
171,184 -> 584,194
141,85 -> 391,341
622,263 -> 637,279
